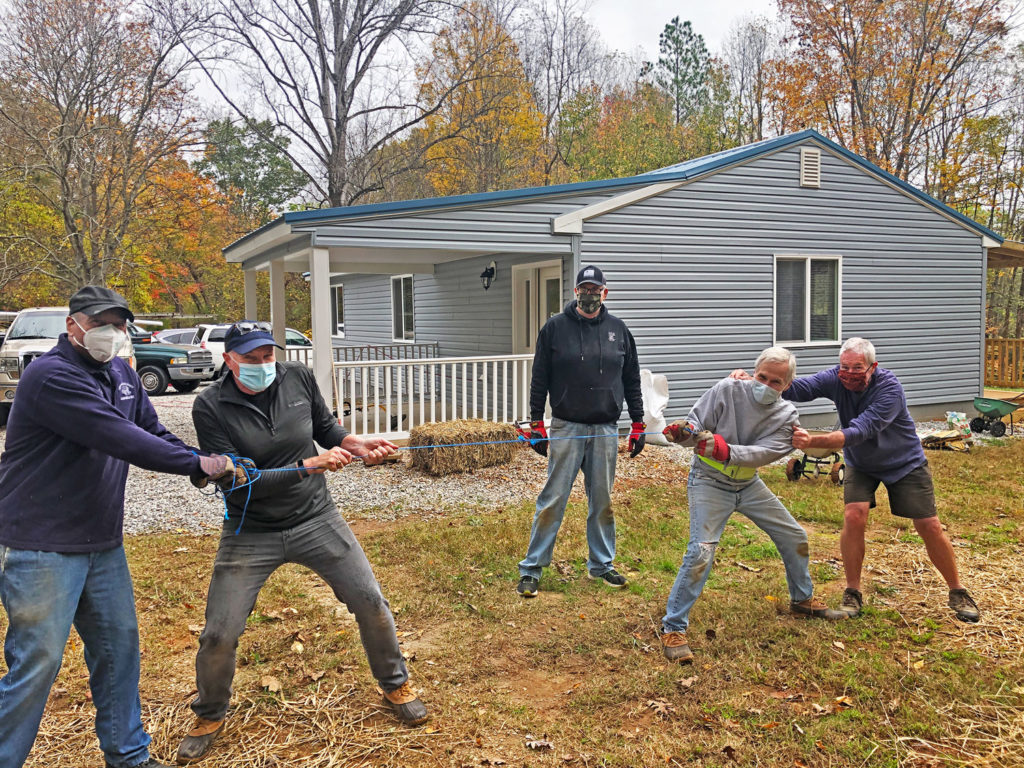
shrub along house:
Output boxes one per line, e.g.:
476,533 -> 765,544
224,129 -> 1001,437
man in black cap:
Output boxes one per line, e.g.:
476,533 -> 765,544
516,266 -> 645,597
176,321 -> 428,765
0,286 -> 235,768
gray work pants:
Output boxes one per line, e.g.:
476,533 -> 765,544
191,511 -> 407,721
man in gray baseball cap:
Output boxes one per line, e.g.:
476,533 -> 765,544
0,285 -> 235,768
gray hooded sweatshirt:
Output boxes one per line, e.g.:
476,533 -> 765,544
687,378 -> 799,488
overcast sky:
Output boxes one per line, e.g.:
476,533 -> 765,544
585,0 -> 778,58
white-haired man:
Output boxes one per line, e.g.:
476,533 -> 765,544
659,347 -> 845,664
776,338 -> 979,623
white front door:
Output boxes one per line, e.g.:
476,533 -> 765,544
513,261 -> 564,354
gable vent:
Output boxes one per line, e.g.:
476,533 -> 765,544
800,147 -> 821,188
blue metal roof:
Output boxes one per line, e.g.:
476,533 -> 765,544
226,128 -> 1001,253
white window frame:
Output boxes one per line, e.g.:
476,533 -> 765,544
390,274 -> 415,342
772,254 -> 842,347
331,284 -> 345,338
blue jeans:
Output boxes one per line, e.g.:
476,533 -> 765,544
662,473 -> 814,633
519,418 -> 618,579
192,512 -> 407,721
0,546 -> 151,768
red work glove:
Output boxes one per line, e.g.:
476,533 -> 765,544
529,420 -> 549,457
663,421 -> 698,445
628,422 -> 646,458
695,433 -> 730,462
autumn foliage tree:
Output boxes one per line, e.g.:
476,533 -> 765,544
418,2 -> 546,196
768,0 -> 1010,180
0,0 -> 203,291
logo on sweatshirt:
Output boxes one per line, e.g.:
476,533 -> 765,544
608,332 -> 616,342
118,382 -> 135,401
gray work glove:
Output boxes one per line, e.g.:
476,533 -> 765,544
191,454 -> 236,489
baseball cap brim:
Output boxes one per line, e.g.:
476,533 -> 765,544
227,331 -> 283,355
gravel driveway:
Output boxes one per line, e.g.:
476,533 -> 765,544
0,384 -> 1001,536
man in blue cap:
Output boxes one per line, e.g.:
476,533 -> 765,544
176,321 -> 429,765
0,285 -> 235,768
516,266 -> 645,598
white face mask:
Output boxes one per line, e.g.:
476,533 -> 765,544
750,379 -> 782,405
73,318 -> 127,363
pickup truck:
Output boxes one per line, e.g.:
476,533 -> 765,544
133,341 -> 216,396
0,306 -> 135,426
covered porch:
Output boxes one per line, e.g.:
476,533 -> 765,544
224,212 -> 576,437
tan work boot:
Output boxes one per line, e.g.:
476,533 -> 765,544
660,631 -> 694,664
791,597 -> 847,620
383,681 -> 429,725
175,717 -> 224,764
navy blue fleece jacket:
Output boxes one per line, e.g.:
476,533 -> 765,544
784,365 -> 926,483
0,335 -> 202,552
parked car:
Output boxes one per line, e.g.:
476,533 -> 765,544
0,306 -> 135,427
127,320 -> 153,345
155,327 -> 198,345
193,323 -> 231,373
134,341 -> 216,396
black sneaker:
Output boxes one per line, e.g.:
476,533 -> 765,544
588,568 -> 627,589
517,575 -> 539,597
839,588 -> 863,617
948,588 -> 980,623
107,759 -> 173,768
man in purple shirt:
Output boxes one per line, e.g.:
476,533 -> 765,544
0,286 -> 233,768
784,338 -> 980,623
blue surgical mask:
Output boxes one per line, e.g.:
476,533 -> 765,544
237,362 -> 276,392
750,380 -> 782,405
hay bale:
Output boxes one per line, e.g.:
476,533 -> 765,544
408,419 -> 519,475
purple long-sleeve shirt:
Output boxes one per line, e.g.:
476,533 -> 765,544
784,365 -> 926,484
0,335 -> 203,552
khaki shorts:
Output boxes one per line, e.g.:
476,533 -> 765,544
843,462 -> 937,520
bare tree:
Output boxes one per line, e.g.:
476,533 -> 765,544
185,0 -> 522,207
722,15 -> 776,144
0,0 -> 203,290
517,0 -> 604,181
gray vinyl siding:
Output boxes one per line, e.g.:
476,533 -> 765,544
330,274 -> 393,344
321,139 -> 985,427
582,144 -> 985,422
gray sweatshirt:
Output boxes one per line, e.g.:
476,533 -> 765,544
687,378 -> 799,487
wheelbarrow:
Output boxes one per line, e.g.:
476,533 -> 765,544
786,429 -> 844,485
970,394 -> 1024,437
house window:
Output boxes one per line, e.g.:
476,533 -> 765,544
775,256 -> 840,344
331,284 -> 345,336
391,275 -> 414,341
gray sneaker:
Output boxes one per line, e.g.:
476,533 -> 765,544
588,568 -> 627,589
839,588 -> 863,617
517,575 -> 539,597
948,588 -> 980,623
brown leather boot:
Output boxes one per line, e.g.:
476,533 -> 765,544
382,681 -> 429,725
660,631 -> 694,663
791,597 -> 847,620
175,717 -> 224,764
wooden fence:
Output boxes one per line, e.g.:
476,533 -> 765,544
985,338 -> 1024,388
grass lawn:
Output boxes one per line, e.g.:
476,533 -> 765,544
5,441 -> 1024,767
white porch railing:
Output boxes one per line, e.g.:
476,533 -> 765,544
284,341 -> 441,368
333,354 -> 534,438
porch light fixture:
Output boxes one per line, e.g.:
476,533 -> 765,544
480,261 -> 497,290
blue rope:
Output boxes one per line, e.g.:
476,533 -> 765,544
202,430 -> 669,534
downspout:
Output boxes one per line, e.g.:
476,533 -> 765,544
980,241 -> 988,396
570,233 -> 582,304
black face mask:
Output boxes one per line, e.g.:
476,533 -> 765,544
578,294 -> 602,313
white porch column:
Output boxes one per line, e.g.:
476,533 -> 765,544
309,247 -> 334,408
243,269 -> 258,320
269,258 -> 287,348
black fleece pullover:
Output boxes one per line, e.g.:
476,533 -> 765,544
529,301 -> 643,425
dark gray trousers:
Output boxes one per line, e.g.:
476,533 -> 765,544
191,511 -> 407,720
